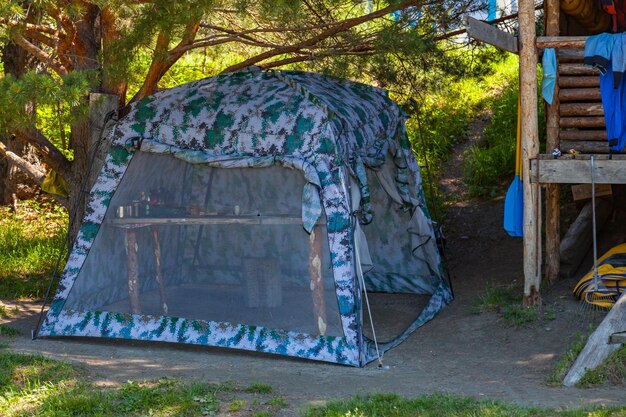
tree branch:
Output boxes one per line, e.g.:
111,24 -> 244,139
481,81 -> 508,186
24,29 -> 56,48
220,0 -> 422,73
130,21 -> 200,103
259,47 -> 375,70
0,141 -> 46,183
13,129 -> 72,179
0,17 -> 57,35
128,30 -> 171,103
0,141 -> 69,207
11,32 -> 68,76
47,6 -> 77,71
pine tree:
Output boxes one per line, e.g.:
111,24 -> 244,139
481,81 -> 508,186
0,0 -> 483,241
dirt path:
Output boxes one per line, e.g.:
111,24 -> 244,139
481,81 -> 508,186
2,119 -> 626,415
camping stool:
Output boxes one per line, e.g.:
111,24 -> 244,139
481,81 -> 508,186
243,257 -> 282,308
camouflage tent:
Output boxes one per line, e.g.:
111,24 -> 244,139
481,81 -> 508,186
38,68 -> 452,366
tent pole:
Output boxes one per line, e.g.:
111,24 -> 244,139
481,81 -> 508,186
519,0 -> 542,305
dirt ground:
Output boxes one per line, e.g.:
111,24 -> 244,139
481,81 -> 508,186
3,126 -> 626,415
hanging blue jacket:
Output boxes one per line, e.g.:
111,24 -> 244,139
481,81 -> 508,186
584,32 -> 626,152
584,32 -> 616,74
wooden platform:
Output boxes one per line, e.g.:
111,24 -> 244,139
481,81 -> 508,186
530,155 -> 626,184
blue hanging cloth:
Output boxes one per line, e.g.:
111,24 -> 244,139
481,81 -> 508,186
542,48 -> 557,105
488,0 -> 497,21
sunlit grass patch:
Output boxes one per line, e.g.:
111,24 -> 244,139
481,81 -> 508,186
0,350 -> 287,417
303,393 -> 626,417
0,200 -> 67,299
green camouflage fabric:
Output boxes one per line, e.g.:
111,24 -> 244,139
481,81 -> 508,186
38,67 -> 452,366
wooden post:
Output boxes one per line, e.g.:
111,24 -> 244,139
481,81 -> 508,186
308,227 -> 328,335
126,229 -> 141,314
519,0 -> 542,305
151,226 -> 168,315
88,93 -> 118,190
545,0 -> 560,284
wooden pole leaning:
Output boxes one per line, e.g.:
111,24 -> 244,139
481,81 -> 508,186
519,0 -> 542,305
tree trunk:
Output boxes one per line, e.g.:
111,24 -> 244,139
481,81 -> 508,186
0,41 -> 42,204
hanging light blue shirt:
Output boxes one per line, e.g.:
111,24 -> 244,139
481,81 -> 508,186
542,48 -> 557,105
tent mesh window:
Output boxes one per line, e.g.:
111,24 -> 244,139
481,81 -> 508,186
62,152 -> 343,338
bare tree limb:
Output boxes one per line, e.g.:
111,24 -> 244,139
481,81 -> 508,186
220,0 -> 421,73
169,21 -> 201,58
0,17 -> 57,35
259,47 -> 375,70
130,21 -> 200,103
13,129 -> 72,179
47,5 -> 78,71
0,141 -> 46,183
0,140 -> 69,207
128,30 -> 171,103
11,32 -> 68,75
24,29 -> 56,48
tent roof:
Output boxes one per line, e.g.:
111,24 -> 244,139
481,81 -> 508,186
115,67 -> 406,164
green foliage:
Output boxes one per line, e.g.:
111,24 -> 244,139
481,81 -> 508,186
464,64 -> 547,198
0,0 -> 486,194
303,392 -> 626,417
0,200 -> 67,299
578,345 -> 626,387
0,70 -> 95,156
545,333 -> 587,386
401,51 -> 518,217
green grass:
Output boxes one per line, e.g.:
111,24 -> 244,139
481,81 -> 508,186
244,381 -> 273,394
0,349 -> 286,417
0,325 -> 22,337
303,393 -> 626,417
270,395 -> 288,407
227,398 -> 247,411
472,283 -> 551,328
578,345 -> 626,387
0,200 -> 67,299
545,333 -> 587,386
472,283 -> 520,314
501,305 -> 539,328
